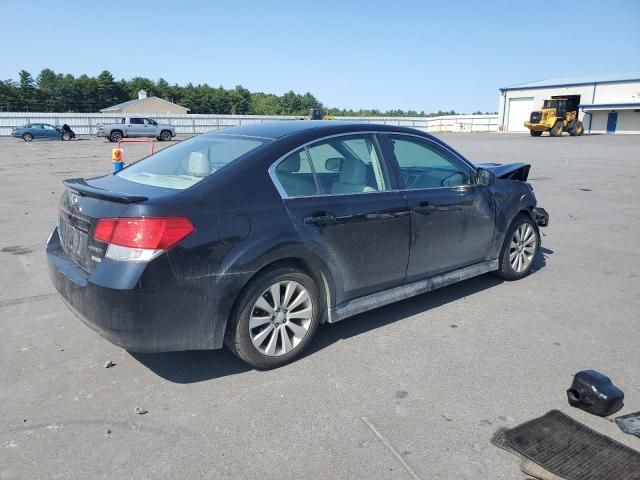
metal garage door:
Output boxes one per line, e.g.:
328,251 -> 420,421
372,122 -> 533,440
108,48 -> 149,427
507,97 -> 534,132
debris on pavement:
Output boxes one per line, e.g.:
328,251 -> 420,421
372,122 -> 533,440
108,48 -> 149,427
616,412 -> 640,438
135,407 -> 148,415
104,360 -> 115,369
567,370 -> 624,417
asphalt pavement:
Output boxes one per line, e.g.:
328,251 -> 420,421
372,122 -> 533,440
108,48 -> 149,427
1,132 -> 639,479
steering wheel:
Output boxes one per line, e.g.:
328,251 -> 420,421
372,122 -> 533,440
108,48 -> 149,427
440,172 -> 467,187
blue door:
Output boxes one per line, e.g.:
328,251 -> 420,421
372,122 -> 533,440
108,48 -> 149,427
606,112 -> 618,133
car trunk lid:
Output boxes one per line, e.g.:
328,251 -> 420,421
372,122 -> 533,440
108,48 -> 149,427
59,176 -> 181,272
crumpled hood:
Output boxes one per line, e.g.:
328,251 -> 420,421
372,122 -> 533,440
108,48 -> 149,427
475,162 -> 530,181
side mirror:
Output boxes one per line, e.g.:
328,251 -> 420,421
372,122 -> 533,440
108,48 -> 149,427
325,157 -> 343,171
476,168 -> 496,186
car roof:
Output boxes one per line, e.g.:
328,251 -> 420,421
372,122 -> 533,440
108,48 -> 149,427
207,120 -> 427,140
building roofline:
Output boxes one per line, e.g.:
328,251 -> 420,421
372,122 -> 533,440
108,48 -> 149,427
500,74 -> 640,92
100,96 -> 189,112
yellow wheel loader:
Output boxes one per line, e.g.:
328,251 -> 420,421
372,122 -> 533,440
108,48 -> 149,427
525,96 -> 584,137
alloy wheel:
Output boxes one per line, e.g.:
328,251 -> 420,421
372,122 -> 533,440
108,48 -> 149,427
249,281 -> 313,357
509,223 -> 537,273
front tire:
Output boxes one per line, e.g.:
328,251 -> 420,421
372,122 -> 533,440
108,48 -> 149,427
569,121 -> 584,136
225,267 -> 322,369
549,121 -> 563,137
494,214 -> 540,280
530,130 -> 543,137
23,133 -> 33,142
159,130 -> 172,141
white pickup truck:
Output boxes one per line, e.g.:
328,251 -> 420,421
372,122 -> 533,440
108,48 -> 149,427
98,117 -> 176,142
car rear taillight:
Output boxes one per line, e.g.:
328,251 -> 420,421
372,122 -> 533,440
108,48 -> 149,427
94,217 -> 194,262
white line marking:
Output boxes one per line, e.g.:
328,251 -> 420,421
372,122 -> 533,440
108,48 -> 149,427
360,416 -> 422,480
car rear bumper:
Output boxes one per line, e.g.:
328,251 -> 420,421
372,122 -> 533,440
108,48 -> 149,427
47,227 -> 231,352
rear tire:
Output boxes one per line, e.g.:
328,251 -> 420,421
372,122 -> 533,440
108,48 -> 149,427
22,133 -> 33,142
225,267 -> 322,369
549,121 -> 563,137
109,131 -> 123,142
530,130 -> 543,137
494,214 -> 540,281
569,121 -> 584,136
159,130 -> 172,141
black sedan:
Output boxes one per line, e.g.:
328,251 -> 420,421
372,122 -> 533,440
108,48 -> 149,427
47,121 -> 548,368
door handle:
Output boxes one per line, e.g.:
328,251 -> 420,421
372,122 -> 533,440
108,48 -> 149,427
304,213 -> 336,226
413,201 -> 435,214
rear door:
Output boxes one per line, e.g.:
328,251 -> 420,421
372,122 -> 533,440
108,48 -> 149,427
127,117 -> 145,137
31,124 -> 45,138
272,133 -> 410,304
379,134 -> 495,282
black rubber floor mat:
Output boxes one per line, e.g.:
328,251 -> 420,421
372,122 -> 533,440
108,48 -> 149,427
503,410 -> 640,480
617,412 -> 640,438
491,427 -> 564,480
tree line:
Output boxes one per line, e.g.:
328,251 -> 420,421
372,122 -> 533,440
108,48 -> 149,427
0,69 -> 495,117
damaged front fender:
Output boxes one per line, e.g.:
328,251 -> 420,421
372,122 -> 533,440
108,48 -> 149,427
476,162 -> 531,181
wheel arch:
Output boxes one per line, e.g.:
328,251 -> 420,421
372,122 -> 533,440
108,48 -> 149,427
222,248 -> 337,339
237,252 -> 335,323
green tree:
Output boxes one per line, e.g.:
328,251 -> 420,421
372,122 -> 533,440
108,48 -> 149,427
230,85 -> 251,114
36,68 -> 62,111
18,70 -> 37,111
96,70 -> 118,109
0,79 -> 19,111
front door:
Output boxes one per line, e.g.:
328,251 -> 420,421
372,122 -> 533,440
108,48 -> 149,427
606,112 -> 618,133
379,134 -> 495,282
273,134 -> 410,304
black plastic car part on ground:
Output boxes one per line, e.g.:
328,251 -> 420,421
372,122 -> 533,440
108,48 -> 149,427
47,121 -> 548,368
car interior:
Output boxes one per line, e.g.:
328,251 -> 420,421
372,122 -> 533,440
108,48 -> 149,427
276,138 -> 385,197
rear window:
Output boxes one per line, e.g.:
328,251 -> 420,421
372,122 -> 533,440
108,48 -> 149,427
118,135 -> 267,190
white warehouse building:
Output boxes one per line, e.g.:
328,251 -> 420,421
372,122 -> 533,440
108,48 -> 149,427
498,73 -> 640,134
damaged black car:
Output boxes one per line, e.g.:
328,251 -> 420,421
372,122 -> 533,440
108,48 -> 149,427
47,121 -> 548,368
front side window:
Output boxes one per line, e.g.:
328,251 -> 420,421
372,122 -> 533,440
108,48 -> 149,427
307,135 -> 388,194
386,135 -> 472,189
118,135 -> 267,190
43,124 -> 55,130
144,118 -> 158,126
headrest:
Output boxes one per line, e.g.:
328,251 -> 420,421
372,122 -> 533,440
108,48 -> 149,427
187,151 -> 209,177
339,158 -> 367,185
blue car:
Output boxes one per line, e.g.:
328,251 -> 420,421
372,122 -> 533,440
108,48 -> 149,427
11,123 -> 63,142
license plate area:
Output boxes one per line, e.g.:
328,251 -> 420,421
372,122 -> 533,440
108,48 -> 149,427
59,212 -> 92,272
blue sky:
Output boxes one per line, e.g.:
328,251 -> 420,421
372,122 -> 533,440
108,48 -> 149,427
2,0 -> 638,112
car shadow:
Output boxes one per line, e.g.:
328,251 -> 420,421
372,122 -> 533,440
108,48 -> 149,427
132,250 -> 553,384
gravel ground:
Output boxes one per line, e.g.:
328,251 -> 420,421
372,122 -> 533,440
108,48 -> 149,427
1,132 -> 639,479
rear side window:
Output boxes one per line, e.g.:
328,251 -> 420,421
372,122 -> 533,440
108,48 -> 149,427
129,118 -> 144,124
307,135 -> 388,195
118,135 -> 267,190
274,150 -> 318,197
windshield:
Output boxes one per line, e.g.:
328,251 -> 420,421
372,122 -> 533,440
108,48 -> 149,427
118,135 -> 268,190
543,100 -> 558,109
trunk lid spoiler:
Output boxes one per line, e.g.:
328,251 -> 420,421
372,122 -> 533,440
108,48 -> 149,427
63,178 -> 148,204
475,162 -> 531,181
